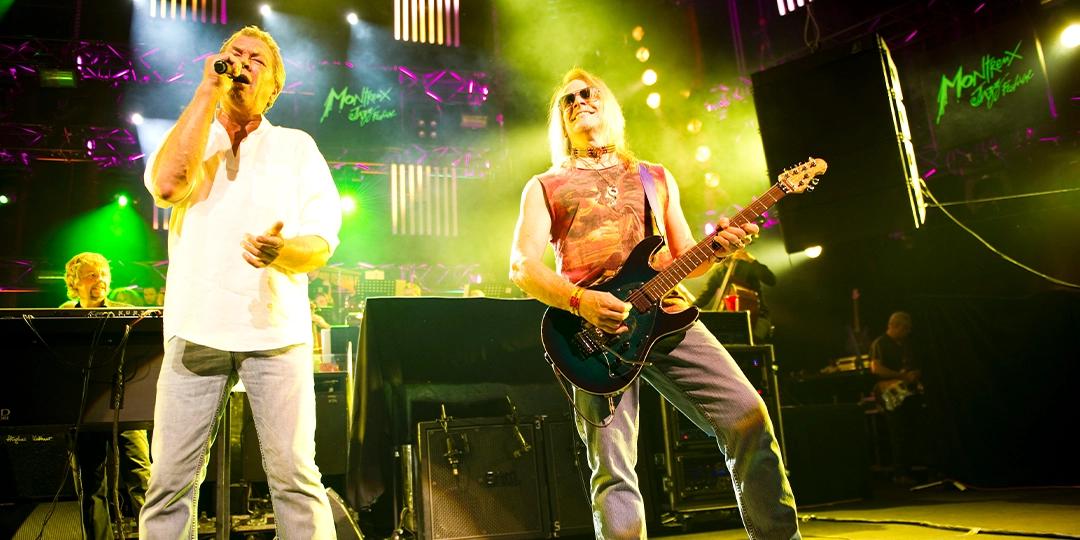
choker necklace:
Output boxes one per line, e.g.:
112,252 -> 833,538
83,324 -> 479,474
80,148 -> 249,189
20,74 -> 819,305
572,144 -> 616,159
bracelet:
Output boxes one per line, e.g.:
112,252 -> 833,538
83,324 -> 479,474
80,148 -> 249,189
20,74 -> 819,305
569,286 -> 585,316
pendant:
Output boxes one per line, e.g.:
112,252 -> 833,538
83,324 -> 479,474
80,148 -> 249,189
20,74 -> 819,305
603,185 -> 619,207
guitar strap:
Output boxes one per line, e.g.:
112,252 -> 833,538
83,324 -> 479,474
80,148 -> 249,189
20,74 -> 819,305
637,162 -> 666,239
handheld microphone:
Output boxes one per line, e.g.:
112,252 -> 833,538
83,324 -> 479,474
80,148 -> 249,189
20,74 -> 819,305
213,59 -> 239,78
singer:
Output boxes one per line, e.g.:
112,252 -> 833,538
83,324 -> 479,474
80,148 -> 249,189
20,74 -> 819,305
139,26 -> 342,539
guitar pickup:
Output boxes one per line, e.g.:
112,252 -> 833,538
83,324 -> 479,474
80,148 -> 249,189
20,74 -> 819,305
574,329 -> 602,356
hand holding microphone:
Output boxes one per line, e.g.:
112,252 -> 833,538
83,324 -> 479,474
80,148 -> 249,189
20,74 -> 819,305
213,58 -> 242,79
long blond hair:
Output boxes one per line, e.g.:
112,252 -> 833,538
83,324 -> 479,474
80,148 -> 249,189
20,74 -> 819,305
220,25 -> 286,113
547,68 -> 633,168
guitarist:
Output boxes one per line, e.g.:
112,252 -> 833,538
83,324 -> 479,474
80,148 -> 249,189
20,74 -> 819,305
869,311 -> 924,484
509,69 -> 800,540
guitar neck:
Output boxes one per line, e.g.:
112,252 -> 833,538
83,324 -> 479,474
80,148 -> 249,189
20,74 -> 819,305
637,183 -> 788,305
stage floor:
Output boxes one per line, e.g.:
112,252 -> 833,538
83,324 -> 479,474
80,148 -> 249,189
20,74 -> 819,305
667,479 -> 1080,539
5,478 -> 1079,539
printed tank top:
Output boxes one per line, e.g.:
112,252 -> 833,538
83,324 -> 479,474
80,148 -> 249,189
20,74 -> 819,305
537,160 -> 674,286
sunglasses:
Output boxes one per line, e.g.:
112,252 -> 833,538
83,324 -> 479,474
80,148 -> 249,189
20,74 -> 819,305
559,86 -> 600,110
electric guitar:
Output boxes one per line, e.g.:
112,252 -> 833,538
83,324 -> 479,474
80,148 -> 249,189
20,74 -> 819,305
541,157 -> 827,395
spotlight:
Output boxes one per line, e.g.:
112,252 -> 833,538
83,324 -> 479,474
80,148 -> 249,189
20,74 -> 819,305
0,194 -> 10,205
340,194 -> 357,215
641,69 -> 658,86
632,26 -> 645,41
646,92 -> 661,109
635,47 -> 650,62
686,118 -> 703,134
804,245 -> 823,258
259,4 -> 272,16
346,12 -> 359,25
116,194 -> 130,207
130,113 -> 144,125
704,172 -> 719,188
1063,23 -> 1080,48
694,145 -> 711,163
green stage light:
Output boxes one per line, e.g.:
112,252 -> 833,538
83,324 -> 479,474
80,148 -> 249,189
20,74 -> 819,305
642,69 -> 658,86
341,194 -> 358,215
646,92 -> 661,109
0,194 -> 9,205
1063,23 -> 1080,48
116,194 -> 130,207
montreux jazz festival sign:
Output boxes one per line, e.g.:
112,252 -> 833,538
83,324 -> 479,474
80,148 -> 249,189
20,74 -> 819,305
935,40 -> 1034,125
321,85 -> 398,126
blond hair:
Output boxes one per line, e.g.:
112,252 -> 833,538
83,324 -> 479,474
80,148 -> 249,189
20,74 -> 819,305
547,68 -> 633,168
64,252 -> 111,300
220,25 -> 286,113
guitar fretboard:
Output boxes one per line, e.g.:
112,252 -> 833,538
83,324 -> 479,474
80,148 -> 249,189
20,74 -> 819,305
628,184 -> 786,311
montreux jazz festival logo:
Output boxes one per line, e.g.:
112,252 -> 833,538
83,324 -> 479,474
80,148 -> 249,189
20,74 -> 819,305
321,85 -> 398,126
935,41 -> 1034,124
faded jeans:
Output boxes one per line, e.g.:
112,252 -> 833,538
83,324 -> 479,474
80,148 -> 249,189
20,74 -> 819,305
574,321 -> 800,539
139,337 -> 335,539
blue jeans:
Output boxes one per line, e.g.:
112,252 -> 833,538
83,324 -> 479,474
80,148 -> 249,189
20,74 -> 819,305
574,322 -> 800,539
139,337 -> 335,539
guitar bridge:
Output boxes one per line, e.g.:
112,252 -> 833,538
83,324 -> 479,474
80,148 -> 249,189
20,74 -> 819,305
573,325 -> 607,357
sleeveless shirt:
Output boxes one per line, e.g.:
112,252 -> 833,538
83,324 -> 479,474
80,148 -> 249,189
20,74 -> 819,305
537,160 -> 675,286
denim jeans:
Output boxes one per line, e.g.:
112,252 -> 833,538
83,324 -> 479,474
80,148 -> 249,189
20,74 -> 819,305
574,321 -> 800,539
139,337 -> 335,539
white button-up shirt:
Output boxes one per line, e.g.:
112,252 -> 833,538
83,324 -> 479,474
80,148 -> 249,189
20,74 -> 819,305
144,116 -> 341,351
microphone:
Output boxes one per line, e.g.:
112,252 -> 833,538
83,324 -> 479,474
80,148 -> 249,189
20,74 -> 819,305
213,59 -> 239,79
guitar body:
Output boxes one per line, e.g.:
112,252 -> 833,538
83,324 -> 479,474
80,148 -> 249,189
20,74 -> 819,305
541,236 -> 700,395
538,156 -> 827,397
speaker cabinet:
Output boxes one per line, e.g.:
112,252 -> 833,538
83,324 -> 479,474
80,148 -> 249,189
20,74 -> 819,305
540,419 -> 592,537
416,417 -> 548,540
0,426 -> 73,500
645,345 -> 784,514
238,372 -> 350,481
752,35 -> 922,252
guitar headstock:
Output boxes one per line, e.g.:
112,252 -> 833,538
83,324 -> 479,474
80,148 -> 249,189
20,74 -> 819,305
778,157 -> 827,194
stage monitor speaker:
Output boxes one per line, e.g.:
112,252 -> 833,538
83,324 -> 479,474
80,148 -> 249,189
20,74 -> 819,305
752,35 -> 923,253
781,404 -> 870,505
0,426 -> 73,500
416,417 -> 548,540
540,419 -> 592,537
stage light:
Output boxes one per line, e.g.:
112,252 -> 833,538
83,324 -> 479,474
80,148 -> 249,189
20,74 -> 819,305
646,92 -> 661,109
704,172 -> 719,188
341,194 -> 357,215
259,4 -> 272,17
804,245 -> 822,258
130,113 -> 144,125
686,118 -> 703,134
635,47 -> 650,62
0,195 -> 9,205
632,26 -> 645,41
694,145 -> 711,162
116,194 -> 130,207
641,69 -> 657,86
347,12 -> 359,26
1063,23 -> 1080,48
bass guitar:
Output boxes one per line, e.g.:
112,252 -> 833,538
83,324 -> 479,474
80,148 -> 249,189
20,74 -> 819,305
541,157 -> 827,395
